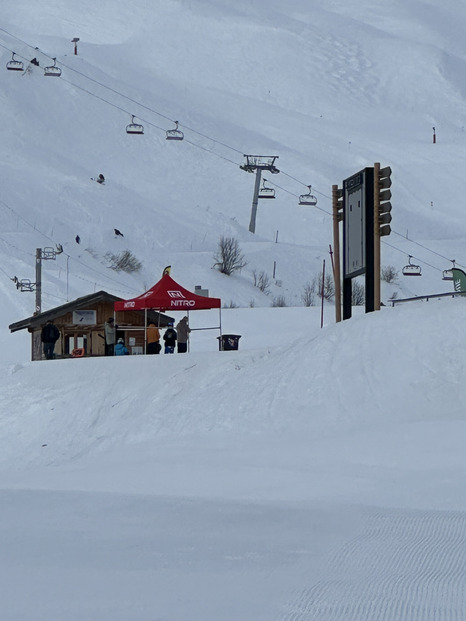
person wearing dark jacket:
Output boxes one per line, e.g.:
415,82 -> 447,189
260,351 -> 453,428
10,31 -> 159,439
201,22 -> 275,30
176,316 -> 191,353
41,319 -> 60,360
163,323 -> 177,354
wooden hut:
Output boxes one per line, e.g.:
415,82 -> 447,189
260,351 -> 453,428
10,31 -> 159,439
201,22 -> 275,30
9,291 -> 173,361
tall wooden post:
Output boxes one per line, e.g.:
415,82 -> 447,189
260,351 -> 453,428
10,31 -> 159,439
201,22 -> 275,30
332,185 -> 342,323
374,162 -> 381,310
321,259 -> 325,328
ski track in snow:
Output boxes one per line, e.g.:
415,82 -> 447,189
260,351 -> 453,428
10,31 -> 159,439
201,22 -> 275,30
279,508 -> 466,621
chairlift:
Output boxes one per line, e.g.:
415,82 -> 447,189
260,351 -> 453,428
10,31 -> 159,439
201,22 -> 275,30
402,255 -> 422,276
126,115 -> 144,135
166,121 -> 184,141
298,185 -> 318,206
6,52 -> 24,72
44,58 -> 62,77
258,179 -> 275,199
42,247 -> 56,259
442,260 -> 456,281
18,279 -> 35,292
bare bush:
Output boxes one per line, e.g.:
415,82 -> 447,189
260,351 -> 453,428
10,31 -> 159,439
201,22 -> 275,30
314,274 -> 335,301
352,280 -> 365,306
105,249 -> 142,273
271,295 -> 287,307
381,265 -> 398,283
301,281 -> 315,307
223,300 -> 239,308
252,269 -> 270,293
213,236 -> 247,275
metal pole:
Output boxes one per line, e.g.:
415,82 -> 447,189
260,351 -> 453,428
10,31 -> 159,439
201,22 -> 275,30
35,248 -> 42,315
321,259 -> 325,328
249,168 -> 262,234
332,186 -> 342,323
66,255 -> 70,301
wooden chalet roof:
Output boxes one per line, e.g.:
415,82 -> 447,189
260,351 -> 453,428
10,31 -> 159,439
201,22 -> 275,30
9,291 -> 122,333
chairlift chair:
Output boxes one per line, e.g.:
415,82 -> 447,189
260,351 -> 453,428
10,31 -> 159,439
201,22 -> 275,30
44,58 -> 62,77
402,256 -> 422,276
166,121 -> 184,141
126,115 -> 144,134
258,179 -> 275,199
42,247 -> 56,259
298,185 -> 318,206
19,279 -> 35,292
6,52 -> 24,71
442,260 -> 456,281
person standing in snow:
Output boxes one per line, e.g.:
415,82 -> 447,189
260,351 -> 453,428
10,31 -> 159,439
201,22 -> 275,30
41,319 -> 60,360
176,316 -> 191,353
104,317 -> 116,356
163,322 -> 177,354
146,322 -> 161,354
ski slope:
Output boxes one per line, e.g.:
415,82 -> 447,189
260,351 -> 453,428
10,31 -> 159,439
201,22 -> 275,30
2,1 -> 466,619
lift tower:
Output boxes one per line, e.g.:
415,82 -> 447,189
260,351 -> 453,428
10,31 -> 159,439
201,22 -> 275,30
240,155 -> 279,234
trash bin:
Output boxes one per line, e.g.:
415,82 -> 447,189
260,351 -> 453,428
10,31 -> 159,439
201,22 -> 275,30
218,334 -> 241,351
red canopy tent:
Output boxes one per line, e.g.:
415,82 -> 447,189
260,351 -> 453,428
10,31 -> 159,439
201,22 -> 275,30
114,274 -> 221,312
114,274 -> 222,351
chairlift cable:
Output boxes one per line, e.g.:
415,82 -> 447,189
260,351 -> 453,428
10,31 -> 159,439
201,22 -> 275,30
0,27 -> 244,155
261,177 -> 332,217
391,229 -> 462,265
182,138 -> 239,165
381,239 -> 452,273
0,197 -> 141,294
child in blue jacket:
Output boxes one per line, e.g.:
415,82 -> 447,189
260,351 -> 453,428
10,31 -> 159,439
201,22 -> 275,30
115,338 -> 129,355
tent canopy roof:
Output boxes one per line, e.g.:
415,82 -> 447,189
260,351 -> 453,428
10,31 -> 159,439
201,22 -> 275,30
114,274 -> 221,312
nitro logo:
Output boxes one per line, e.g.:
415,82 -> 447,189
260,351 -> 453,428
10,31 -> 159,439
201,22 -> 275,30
168,290 -> 185,299
124,301 -> 136,308
171,299 -> 195,307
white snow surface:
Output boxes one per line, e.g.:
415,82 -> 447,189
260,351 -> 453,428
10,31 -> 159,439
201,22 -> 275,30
2,1 -> 466,619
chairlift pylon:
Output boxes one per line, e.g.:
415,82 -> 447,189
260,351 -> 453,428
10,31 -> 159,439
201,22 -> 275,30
6,52 -> 24,72
402,255 -> 422,276
298,185 -> 318,206
126,115 -> 144,135
44,58 -> 62,77
166,121 -> 184,141
258,179 -> 275,199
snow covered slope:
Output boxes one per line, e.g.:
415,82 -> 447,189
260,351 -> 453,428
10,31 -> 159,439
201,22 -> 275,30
2,2 -> 466,619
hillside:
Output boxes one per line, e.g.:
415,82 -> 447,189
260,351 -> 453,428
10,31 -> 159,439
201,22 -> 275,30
2,2 -> 466,620
2,0 -> 466,350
